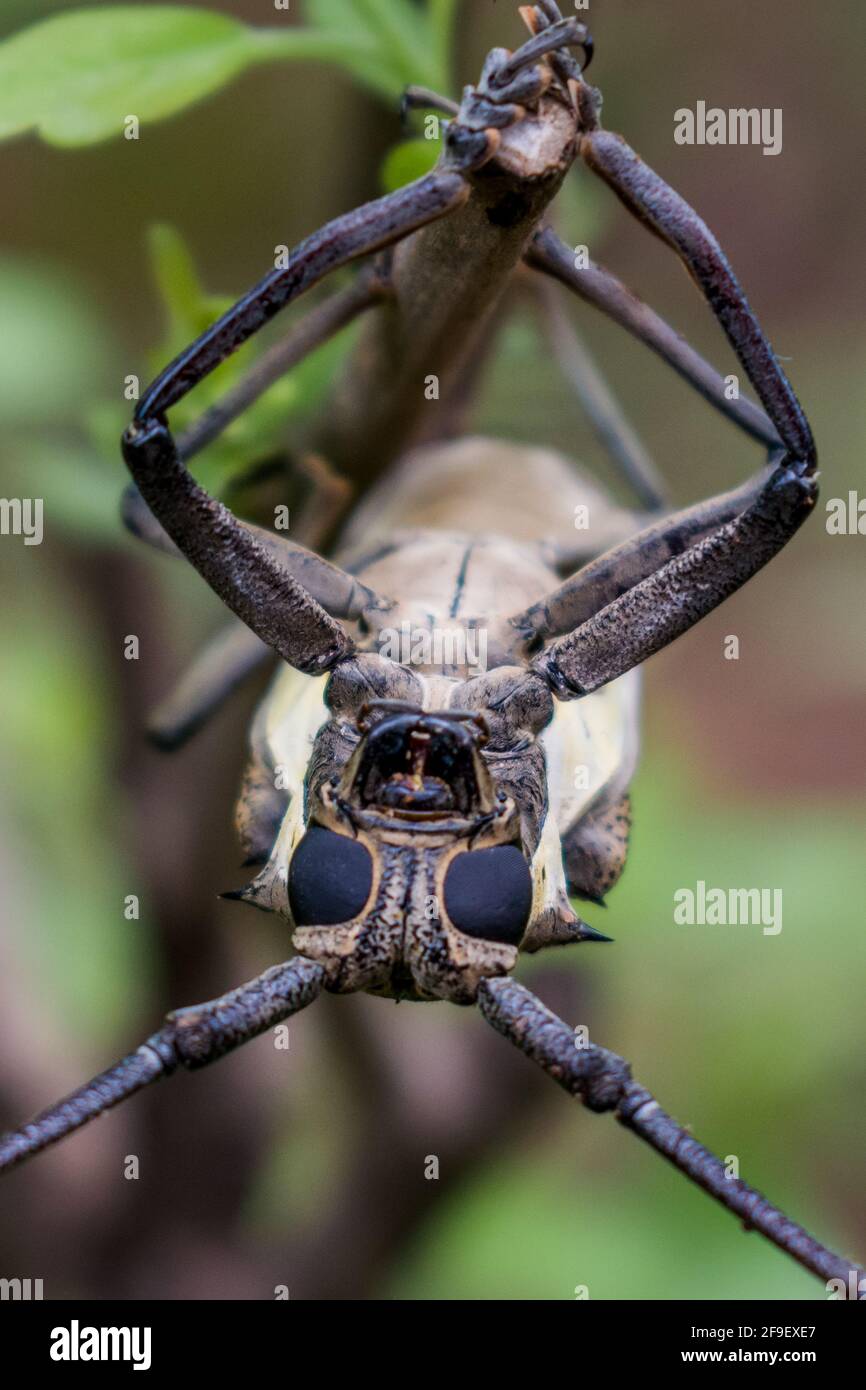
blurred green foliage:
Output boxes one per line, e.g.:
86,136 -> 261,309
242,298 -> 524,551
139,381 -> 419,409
380,134 -> 440,192
0,0 -> 465,520
88,223 -> 360,496
0,0 -> 458,144
0,569 -> 148,1043
1,228 -> 360,539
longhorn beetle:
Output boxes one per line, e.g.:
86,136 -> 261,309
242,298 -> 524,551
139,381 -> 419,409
1,1 -> 861,1296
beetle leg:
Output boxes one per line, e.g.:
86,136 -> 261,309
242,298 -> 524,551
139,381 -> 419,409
509,462 -> 775,649
138,449 -> 360,750
562,789 -> 632,906
122,173 -> 467,672
129,461 -> 386,751
490,14 -> 592,88
530,448 -> 816,698
121,173 -> 468,673
145,623 -> 271,751
125,417 -> 355,674
121,265 -> 374,746
132,174 -> 467,426
442,12 -> 592,165
0,959 -> 326,1174
400,85 -> 459,131
521,123 -> 817,695
577,125 -> 815,468
130,479 -> 382,751
531,275 -> 670,510
526,228 -> 781,453
520,1 -> 592,92
171,265 -> 386,465
233,740 -> 289,869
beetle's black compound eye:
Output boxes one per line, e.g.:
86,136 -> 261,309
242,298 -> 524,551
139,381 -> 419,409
443,845 -> 532,946
289,825 -> 373,926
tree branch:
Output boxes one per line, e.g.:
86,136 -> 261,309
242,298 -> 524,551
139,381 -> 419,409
477,976 -> 864,1295
317,100 -> 579,486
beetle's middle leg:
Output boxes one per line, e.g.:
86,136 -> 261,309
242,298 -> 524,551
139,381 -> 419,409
527,228 -> 781,454
531,275 -> 670,511
562,788 -> 632,906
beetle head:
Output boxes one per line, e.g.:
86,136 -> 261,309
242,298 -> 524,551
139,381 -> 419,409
284,656 -> 563,1003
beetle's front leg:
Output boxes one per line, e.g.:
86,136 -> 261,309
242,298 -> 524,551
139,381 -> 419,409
576,108 -> 815,474
133,173 -> 469,427
520,75 -> 819,696
532,451 -> 817,697
121,174 -> 470,671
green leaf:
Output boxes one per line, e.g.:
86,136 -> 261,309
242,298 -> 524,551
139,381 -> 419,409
147,223 -> 210,341
132,225 -> 284,491
4,439 -> 126,543
0,7 -> 254,145
380,135 -> 441,193
0,3 -> 459,148
305,0 -> 449,96
304,0 -> 413,97
348,0 -> 429,79
428,0 -> 458,90
0,5 -> 380,146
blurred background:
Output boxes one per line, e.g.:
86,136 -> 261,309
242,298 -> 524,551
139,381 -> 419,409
0,0 -> 863,1300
